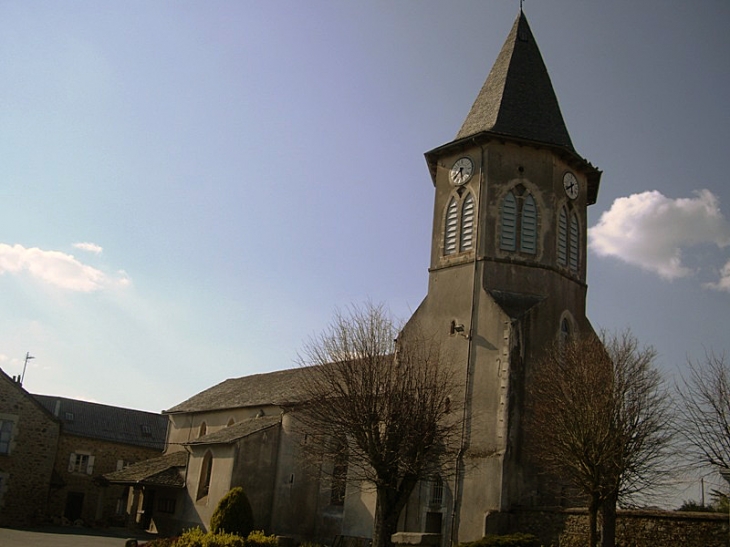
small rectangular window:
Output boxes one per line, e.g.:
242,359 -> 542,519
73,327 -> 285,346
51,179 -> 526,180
0,420 -> 14,455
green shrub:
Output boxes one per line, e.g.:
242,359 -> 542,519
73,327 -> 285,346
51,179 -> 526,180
175,527 -> 246,547
245,530 -> 279,547
140,538 -> 179,547
210,487 -> 255,537
459,533 -> 541,547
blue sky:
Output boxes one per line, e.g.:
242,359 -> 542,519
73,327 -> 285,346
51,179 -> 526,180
1,1 -> 729,496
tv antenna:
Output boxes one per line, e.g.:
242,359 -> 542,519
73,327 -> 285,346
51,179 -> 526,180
20,352 -> 34,385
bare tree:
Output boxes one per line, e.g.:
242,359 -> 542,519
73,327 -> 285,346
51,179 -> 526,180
296,303 -> 459,547
675,352 -> 730,473
529,330 -> 673,547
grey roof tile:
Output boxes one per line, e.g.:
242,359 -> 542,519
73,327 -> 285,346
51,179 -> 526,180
456,12 -> 574,151
33,394 -> 168,450
165,367 -> 312,414
103,450 -> 187,487
184,415 -> 281,446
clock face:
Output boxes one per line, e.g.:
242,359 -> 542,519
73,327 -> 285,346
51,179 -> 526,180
449,157 -> 474,186
563,171 -> 579,199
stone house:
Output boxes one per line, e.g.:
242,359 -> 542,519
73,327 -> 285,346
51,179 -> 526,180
0,368 -> 61,527
34,395 -> 168,527
110,9 -> 614,545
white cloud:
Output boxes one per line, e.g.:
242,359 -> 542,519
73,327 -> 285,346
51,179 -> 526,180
704,260 -> 730,293
0,243 -> 130,292
588,190 -> 730,280
73,242 -> 103,254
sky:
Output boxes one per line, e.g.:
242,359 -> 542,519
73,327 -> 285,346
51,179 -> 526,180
1,0 -> 729,500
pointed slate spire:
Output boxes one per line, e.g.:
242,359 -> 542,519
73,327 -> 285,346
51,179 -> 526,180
456,12 -> 574,151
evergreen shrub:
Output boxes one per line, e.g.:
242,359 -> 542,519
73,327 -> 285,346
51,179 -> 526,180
459,533 -> 541,547
244,530 -> 279,547
210,487 -> 255,537
175,527 -> 246,547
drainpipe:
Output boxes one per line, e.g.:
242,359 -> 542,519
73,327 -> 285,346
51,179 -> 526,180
450,144 -> 485,546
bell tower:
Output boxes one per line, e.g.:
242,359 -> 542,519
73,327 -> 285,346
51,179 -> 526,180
401,11 -> 602,543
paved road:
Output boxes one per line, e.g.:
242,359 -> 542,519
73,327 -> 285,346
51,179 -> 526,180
0,527 -> 156,547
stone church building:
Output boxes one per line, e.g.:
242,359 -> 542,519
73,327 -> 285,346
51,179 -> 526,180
106,11 -> 601,544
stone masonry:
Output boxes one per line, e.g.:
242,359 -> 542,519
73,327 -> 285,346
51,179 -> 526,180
0,370 -> 61,527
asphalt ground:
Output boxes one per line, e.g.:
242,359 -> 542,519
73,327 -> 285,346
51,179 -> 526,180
0,526 -> 157,547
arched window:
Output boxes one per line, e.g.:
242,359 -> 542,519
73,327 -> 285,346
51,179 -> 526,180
444,192 -> 476,256
520,194 -> 537,254
198,422 -> 207,438
500,192 -> 517,251
444,197 -> 458,256
560,317 -> 571,345
227,418 -> 235,427
557,207 -> 568,266
197,450 -> 213,500
500,190 -> 538,254
459,193 -> 475,252
569,213 -> 580,273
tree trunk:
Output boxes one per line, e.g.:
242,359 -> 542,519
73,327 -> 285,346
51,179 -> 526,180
588,496 -> 600,547
601,494 -> 618,547
371,477 -> 419,547
372,494 -> 401,547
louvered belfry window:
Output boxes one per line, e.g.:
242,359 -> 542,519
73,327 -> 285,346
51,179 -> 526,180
557,207 -> 568,266
569,213 -> 580,272
459,193 -> 475,252
500,192 -> 518,251
444,197 -> 459,256
444,192 -> 476,256
501,190 -> 539,254
520,195 -> 537,254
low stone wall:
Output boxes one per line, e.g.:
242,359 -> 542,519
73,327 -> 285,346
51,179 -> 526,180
512,507 -> 728,547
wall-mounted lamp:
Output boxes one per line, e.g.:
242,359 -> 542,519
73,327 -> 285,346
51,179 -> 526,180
450,320 -> 466,336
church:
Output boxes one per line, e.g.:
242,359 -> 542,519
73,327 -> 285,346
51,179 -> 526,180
105,10 -> 600,545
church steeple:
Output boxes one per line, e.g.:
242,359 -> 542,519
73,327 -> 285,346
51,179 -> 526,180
456,12 -> 574,151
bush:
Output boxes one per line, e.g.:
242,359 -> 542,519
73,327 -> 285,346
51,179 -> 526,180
210,487 -> 255,537
140,538 -> 179,547
244,530 -> 279,547
175,528 -> 246,547
459,534 -> 541,547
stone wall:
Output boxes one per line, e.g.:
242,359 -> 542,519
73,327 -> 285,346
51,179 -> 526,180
47,433 -> 163,526
511,507 -> 729,547
0,373 -> 61,527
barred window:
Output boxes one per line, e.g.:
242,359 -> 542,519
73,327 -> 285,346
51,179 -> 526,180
430,476 -> 444,506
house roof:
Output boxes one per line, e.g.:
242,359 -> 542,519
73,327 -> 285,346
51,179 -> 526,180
34,394 -> 168,450
165,367 -> 312,414
0,368 -> 60,424
103,450 -> 187,488
456,11 -> 573,150
184,415 -> 281,446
